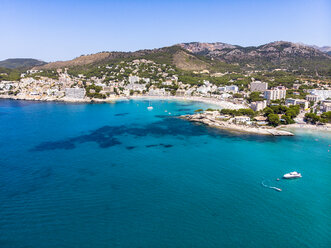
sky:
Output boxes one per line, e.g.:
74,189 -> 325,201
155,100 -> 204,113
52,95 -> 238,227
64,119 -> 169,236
0,0 -> 330,62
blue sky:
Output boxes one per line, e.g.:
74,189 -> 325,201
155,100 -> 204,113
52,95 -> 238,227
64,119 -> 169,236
0,0 -> 330,61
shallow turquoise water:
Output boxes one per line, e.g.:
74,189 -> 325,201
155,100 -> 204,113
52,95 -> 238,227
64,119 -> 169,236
0,99 -> 330,248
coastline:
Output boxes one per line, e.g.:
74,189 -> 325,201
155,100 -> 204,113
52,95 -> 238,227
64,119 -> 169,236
180,114 -> 294,136
116,95 -> 248,110
280,123 -> 331,133
0,94 -> 247,110
1,95 -> 329,136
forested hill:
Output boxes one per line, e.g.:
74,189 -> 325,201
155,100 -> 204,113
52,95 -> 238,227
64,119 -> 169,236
29,41 -> 331,76
0,58 -> 46,69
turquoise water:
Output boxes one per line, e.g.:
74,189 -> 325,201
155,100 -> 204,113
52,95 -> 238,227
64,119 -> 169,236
0,99 -> 330,248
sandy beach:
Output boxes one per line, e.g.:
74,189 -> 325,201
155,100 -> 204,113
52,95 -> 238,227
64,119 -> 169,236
280,123 -> 331,133
114,95 -> 248,110
0,94 -> 248,110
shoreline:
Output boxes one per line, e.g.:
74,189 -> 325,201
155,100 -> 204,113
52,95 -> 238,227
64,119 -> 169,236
280,123 -> 331,133
116,95 -> 248,110
1,95 -> 330,135
180,114 -> 294,136
0,94 -> 247,110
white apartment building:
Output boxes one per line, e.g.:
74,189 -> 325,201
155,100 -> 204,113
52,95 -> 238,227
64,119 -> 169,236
250,100 -> 267,111
218,85 -> 239,93
264,89 -> 286,101
285,98 -> 309,109
250,81 -> 268,92
305,94 -> 320,102
309,89 -> 331,101
65,88 -> 86,99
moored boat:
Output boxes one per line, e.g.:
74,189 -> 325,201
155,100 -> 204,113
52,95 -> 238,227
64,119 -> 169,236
283,171 -> 302,179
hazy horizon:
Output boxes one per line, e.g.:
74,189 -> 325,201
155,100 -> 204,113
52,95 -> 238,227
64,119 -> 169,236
1,0 -> 330,61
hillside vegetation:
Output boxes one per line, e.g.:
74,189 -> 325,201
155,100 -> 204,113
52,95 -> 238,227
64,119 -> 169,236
0,58 -> 46,69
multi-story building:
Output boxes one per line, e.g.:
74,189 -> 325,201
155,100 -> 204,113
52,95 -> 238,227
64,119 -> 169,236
250,81 -> 268,92
322,101 -> 331,112
308,89 -> 331,101
218,85 -> 239,93
65,88 -> 86,99
285,98 -> 309,109
305,94 -> 320,102
250,100 -> 267,111
264,88 -> 286,101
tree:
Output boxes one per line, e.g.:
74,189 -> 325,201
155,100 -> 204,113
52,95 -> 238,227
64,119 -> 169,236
263,107 -> 274,116
248,92 -> 264,103
304,113 -> 320,124
194,109 -> 203,113
233,93 -> 243,98
285,108 -> 296,118
320,111 -> 331,123
268,114 -> 280,126
281,114 -> 294,124
238,108 -> 256,118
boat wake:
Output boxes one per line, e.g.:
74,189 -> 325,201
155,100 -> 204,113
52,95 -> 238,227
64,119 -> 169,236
261,179 -> 282,192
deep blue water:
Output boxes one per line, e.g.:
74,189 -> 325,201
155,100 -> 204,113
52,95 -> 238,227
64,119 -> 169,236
0,99 -> 330,248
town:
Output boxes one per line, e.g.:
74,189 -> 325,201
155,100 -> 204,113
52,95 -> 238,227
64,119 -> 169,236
0,58 -> 330,131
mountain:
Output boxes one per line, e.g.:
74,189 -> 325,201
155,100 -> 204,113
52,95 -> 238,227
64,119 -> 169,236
35,46 -> 212,71
179,41 -> 331,73
309,45 -> 331,54
34,41 -> 331,75
0,58 -> 47,69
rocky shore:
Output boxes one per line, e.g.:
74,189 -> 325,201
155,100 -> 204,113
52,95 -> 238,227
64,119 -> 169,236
181,112 -> 294,136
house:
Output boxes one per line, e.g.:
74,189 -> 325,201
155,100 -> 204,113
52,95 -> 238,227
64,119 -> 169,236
128,76 -> 140,84
162,80 -> 173,86
148,87 -> 170,96
233,116 -> 251,124
293,84 -> 300,90
254,116 -> 268,125
176,89 -> 186,96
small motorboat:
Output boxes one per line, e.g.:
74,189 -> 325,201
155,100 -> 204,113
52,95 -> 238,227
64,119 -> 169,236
147,101 -> 153,110
283,171 -> 302,179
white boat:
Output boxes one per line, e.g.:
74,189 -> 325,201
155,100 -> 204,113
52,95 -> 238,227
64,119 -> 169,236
283,171 -> 302,179
147,101 -> 153,110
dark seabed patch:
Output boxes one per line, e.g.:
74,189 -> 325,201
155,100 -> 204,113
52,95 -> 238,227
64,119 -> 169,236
32,140 -> 76,151
145,143 -> 173,148
145,144 -> 159,148
32,117 -> 281,151
161,144 -> 173,148
115,113 -> 129,116
126,146 -> 136,150
154,114 -> 173,118
178,108 -> 192,112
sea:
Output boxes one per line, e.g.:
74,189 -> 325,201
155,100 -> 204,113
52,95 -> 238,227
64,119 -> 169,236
0,99 -> 330,248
